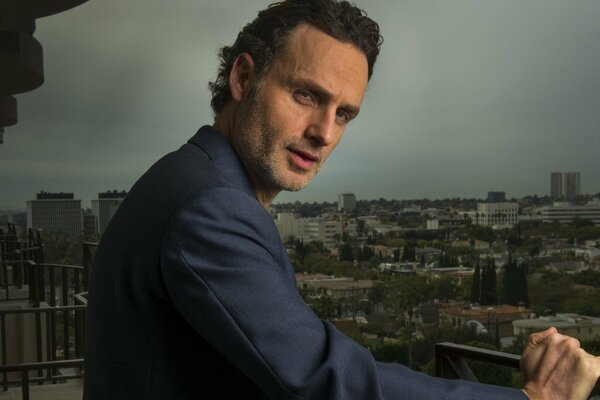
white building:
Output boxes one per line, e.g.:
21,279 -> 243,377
296,218 -> 342,249
514,314 -> 600,341
541,201 -> 600,226
275,213 -> 342,249
274,212 -> 296,239
470,202 -> 519,228
426,219 -> 439,230
26,192 -> 82,240
91,190 -> 127,235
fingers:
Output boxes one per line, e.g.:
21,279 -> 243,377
522,330 -> 574,384
525,327 -> 557,350
521,329 -> 600,400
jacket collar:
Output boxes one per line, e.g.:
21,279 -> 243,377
188,125 -> 257,199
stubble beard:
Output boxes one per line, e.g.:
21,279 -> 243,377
235,95 -> 321,193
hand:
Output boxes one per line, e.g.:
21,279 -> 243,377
520,327 -> 600,400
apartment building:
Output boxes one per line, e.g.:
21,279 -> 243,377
26,192 -> 82,240
91,190 -> 127,235
275,213 -> 342,249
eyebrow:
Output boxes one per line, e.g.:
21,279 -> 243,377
292,77 -> 361,118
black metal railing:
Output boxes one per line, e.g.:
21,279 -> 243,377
0,228 -> 97,397
0,226 -> 45,301
0,358 -> 84,400
0,305 -> 87,391
435,342 -> 520,382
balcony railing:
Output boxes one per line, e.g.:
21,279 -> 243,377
0,359 -> 84,400
435,342 -> 520,381
1,226 -> 531,397
0,226 -> 95,398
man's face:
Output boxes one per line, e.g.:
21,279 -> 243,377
232,24 -> 369,201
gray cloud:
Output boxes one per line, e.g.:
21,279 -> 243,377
1,0 -> 599,208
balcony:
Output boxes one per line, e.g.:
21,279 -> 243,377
0,224 -> 94,400
1,223 -> 532,399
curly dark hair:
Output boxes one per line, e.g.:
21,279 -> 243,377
209,0 -> 383,115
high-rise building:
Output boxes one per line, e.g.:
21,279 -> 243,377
338,193 -> 356,212
26,192 -> 82,240
550,172 -> 563,199
91,190 -> 127,235
564,172 -> 581,200
487,191 -> 505,203
550,171 -> 581,200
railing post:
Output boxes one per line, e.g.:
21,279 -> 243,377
1,313 -> 6,392
62,268 -> 70,360
34,309 -> 43,381
21,368 -> 30,400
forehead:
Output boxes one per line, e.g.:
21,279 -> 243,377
270,24 -> 369,104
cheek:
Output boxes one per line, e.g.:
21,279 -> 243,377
267,95 -> 307,133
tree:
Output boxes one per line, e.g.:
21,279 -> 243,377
385,275 -> 428,325
359,243 -> 375,261
481,258 -> 498,305
392,248 -> 400,262
401,241 -> 416,262
339,242 -> 354,262
470,262 -> 481,304
312,295 -> 337,320
502,259 -> 528,306
368,283 -> 387,314
431,276 -> 458,301
295,239 -> 307,264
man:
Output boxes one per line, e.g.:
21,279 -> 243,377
84,1 -> 600,399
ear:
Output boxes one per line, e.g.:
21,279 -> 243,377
229,53 -> 256,103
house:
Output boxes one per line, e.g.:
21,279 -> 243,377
441,303 -> 534,339
514,314 -> 600,341
546,261 -> 585,274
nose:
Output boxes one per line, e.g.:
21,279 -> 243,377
305,108 -> 338,147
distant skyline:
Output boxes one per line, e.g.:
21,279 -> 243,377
1,0 -> 599,209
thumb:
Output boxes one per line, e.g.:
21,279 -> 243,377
523,327 -> 557,354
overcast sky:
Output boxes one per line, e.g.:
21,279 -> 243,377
1,0 -> 599,209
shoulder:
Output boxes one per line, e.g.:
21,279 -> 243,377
162,187 -> 286,269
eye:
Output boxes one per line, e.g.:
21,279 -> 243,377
336,109 -> 351,123
293,90 -> 315,105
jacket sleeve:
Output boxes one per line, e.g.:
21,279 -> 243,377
160,187 -> 527,400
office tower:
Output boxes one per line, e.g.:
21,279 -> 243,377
91,190 -> 127,235
338,193 -> 356,212
550,172 -> 563,199
487,191 -> 505,203
564,172 -> 581,200
26,192 -> 82,240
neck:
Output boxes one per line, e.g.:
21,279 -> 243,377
213,109 -> 279,209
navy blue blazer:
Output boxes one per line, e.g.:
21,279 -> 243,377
83,126 -> 527,399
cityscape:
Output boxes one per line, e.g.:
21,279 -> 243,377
2,170 -> 600,396
2,0 -> 600,398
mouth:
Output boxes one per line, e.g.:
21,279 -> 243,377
288,148 -> 320,171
